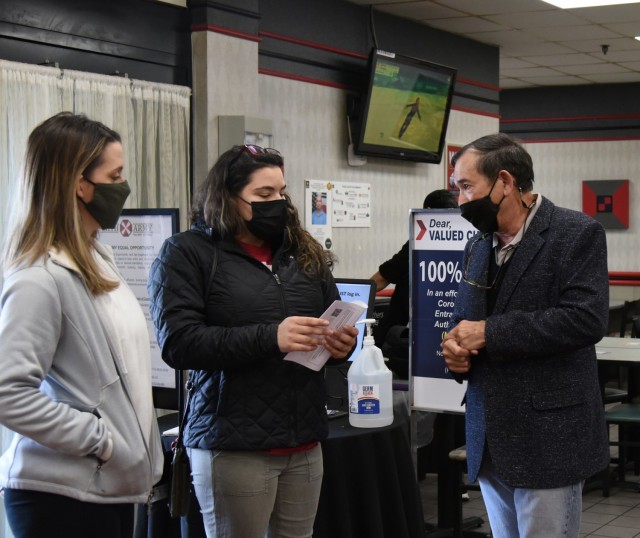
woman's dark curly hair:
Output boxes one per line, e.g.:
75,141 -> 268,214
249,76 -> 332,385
191,145 -> 335,277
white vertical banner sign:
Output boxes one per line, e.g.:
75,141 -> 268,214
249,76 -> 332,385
410,208 -> 477,412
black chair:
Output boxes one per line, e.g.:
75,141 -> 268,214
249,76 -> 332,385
607,303 -> 625,336
424,417 -> 488,538
372,295 -> 392,347
598,361 -> 629,405
632,316 -> 640,338
604,403 -> 640,492
619,299 -> 640,337
447,446 -> 489,538
598,304 -> 633,404
383,324 -> 410,379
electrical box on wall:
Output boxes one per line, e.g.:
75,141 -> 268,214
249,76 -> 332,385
218,116 -> 273,152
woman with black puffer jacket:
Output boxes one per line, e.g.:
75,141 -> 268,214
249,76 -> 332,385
148,144 -> 358,538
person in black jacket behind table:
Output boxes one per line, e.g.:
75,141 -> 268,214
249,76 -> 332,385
370,189 -> 458,349
148,144 -> 357,538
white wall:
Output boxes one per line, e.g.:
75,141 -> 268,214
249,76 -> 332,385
259,73 -> 499,279
524,141 -> 640,303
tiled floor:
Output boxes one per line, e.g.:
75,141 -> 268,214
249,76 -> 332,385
419,473 -> 640,537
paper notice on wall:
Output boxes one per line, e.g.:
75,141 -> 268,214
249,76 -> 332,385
305,179 -> 333,250
331,181 -> 371,228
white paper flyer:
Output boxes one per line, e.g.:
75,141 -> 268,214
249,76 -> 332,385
284,300 -> 366,371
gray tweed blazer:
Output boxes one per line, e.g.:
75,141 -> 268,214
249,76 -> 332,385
451,196 -> 610,489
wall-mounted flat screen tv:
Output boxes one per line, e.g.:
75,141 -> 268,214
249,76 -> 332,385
355,49 -> 457,164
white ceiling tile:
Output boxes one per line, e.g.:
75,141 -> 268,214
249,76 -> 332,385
486,9 -> 586,28
582,71 -> 640,82
515,75 -> 590,85
523,53 -> 601,66
464,29 -> 543,47
500,79 -> 539,89
433,0 -> 554,16
501,66 -> 566,77
618,61 -> 640,69
500,42 -> 578,56
603,21 -> 640,35
555,63 -> 630,74
500,57 -> 540,69
527,24 -> 621,41
559,37 -> 639,53
573,4 -> 640,24
600,49 -> 640,61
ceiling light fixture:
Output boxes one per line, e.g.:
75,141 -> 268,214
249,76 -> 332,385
542,0 -> 640,7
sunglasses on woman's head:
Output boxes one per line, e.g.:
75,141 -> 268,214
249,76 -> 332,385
228,145 -> 282,171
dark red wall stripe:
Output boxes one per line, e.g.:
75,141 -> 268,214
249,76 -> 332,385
522,135 -> 640,143
503,112 -> 640,124
258,30 -> 368,60
190,24 -> 261,43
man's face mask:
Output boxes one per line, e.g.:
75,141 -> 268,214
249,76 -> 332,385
80,177 -> 131,229
460,177 -> 505,234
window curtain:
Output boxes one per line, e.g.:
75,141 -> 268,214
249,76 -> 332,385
0,59 -> 191,538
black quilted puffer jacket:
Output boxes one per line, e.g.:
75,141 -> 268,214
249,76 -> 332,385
148,222 -> 340,450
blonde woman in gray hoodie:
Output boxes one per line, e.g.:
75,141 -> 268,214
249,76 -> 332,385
0,112 -> 163,538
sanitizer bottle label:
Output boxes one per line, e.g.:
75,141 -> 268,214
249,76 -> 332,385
349,383 -> 380,414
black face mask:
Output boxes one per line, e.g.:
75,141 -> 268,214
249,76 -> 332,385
242,198 -> 288,241
80,177 -> 131,229
460,179 -> 505,234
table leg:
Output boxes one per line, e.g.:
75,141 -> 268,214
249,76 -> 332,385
425,414 -> 488,537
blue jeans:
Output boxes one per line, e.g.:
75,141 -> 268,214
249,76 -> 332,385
478,457 -> 583,538
188,445 -> 323,538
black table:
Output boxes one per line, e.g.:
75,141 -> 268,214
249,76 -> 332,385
142,399 -> 424,538
314,411 -> 425,538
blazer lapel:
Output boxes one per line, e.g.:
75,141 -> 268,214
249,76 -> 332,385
492,198 -> 553,314
464,234 -> 492,321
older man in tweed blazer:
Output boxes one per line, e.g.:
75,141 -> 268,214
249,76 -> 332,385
442,133 -> 609,538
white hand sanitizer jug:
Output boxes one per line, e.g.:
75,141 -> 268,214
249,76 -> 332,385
348,319 -> 393,428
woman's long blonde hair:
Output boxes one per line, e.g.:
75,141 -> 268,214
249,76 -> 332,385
2,112 -> 122,294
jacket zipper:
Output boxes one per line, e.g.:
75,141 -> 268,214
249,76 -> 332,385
272,273 -> 287,314
224,247 -> 301,447
271,272 -> 297,445
52,257 -> 155,499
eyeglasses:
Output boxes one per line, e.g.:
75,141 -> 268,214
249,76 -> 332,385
227,144 -> 282,170
462,234 -> 519,290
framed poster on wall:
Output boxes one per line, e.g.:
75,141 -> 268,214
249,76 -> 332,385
582,179 -> 629,230
445,142 -> 463,193
98,208 -> 179,409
